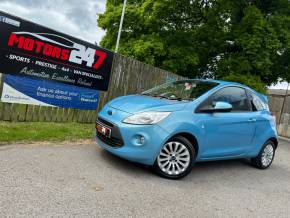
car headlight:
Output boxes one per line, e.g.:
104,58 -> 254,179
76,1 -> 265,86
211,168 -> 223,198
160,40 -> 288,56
123,111 -> 171,125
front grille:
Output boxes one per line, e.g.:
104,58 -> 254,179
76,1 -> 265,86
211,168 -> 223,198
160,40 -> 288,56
97,132 -> 124,147
98,117 -> 114,127
96,117 -> 124,148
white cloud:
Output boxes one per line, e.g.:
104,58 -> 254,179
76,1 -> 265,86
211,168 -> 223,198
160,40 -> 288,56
269,81 -> 290,90
0,0 -> 106,44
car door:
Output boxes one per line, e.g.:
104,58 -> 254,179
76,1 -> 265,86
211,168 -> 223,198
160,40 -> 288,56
197,86 -> 257,159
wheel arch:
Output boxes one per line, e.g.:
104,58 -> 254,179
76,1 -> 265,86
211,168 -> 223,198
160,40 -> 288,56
268,137 -> 278,149
167,132 -> 199,156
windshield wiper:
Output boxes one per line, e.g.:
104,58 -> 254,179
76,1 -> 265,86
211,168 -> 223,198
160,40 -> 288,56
157,95 -> 170,99
168,97 -> 193,101
156,95 -> 184,101
141,93 -> 189,101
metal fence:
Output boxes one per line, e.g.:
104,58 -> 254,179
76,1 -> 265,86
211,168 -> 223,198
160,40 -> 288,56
0,54 -> 182,123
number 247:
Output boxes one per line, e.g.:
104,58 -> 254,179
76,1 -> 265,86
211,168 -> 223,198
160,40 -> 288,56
69,43 -> 107,70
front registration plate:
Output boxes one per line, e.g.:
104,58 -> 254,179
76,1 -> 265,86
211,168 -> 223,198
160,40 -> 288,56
97,123 -> 112,138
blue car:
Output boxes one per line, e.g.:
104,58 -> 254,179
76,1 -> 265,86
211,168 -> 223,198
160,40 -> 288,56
96,80 -> 278,179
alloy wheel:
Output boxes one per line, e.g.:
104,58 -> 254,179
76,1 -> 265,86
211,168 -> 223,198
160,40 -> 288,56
261,143 -> 274,167
157,141 -> 191,176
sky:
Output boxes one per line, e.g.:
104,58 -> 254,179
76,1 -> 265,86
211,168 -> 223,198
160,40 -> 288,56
0,0 -> 106,44
0,0 -> 289,90
269,81 -> 289,90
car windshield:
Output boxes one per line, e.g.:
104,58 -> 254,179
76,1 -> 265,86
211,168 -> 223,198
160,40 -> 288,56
142,80 -> 219,101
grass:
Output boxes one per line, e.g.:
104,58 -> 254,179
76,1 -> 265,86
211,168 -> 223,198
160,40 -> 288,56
0,121 -> 95,144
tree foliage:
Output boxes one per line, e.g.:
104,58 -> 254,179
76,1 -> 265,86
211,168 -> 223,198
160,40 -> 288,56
98,0 -> 290,92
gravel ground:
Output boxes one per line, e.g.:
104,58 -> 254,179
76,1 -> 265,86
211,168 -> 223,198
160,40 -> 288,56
0,140 -> 289,218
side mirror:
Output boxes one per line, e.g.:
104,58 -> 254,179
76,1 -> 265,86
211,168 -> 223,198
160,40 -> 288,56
199,101 -> 232,113
213,101 -> 233,112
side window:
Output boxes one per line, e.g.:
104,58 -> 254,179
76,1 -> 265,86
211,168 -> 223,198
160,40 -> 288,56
249,92 -> 268,111
211,87 -> 250,111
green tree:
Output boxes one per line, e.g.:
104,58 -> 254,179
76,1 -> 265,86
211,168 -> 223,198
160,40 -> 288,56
98,0 -> 290,92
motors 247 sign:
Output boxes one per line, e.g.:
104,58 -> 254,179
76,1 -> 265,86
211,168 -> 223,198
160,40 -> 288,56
0,11 -> 114,91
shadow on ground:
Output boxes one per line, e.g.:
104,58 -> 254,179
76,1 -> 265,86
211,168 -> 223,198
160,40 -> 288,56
99,148 -> 254,180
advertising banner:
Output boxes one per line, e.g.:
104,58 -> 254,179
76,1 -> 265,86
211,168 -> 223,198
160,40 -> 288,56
0,11 -> 114,91
1,74 -> 99,110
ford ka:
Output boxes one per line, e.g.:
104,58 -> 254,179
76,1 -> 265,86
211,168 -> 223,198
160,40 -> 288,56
96,80 -> 278,179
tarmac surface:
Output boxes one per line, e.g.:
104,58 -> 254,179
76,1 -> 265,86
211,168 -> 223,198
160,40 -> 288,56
0,140 -> 289,217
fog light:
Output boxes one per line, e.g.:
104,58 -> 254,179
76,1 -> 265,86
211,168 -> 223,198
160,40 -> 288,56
132,135 -> 146,146
139,136 -> 145,144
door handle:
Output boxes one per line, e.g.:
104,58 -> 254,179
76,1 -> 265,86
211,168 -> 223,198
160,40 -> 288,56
247,118 -> 257,122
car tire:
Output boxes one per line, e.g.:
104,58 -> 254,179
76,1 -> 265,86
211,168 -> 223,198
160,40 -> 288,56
153,136 -> 196,179
251,140 -> 276,169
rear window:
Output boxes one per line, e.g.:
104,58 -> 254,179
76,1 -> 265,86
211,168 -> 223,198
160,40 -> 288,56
249,91 -> 268,111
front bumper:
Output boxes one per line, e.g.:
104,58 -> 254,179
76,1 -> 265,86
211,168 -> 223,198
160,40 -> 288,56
96,107 -> 169,165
